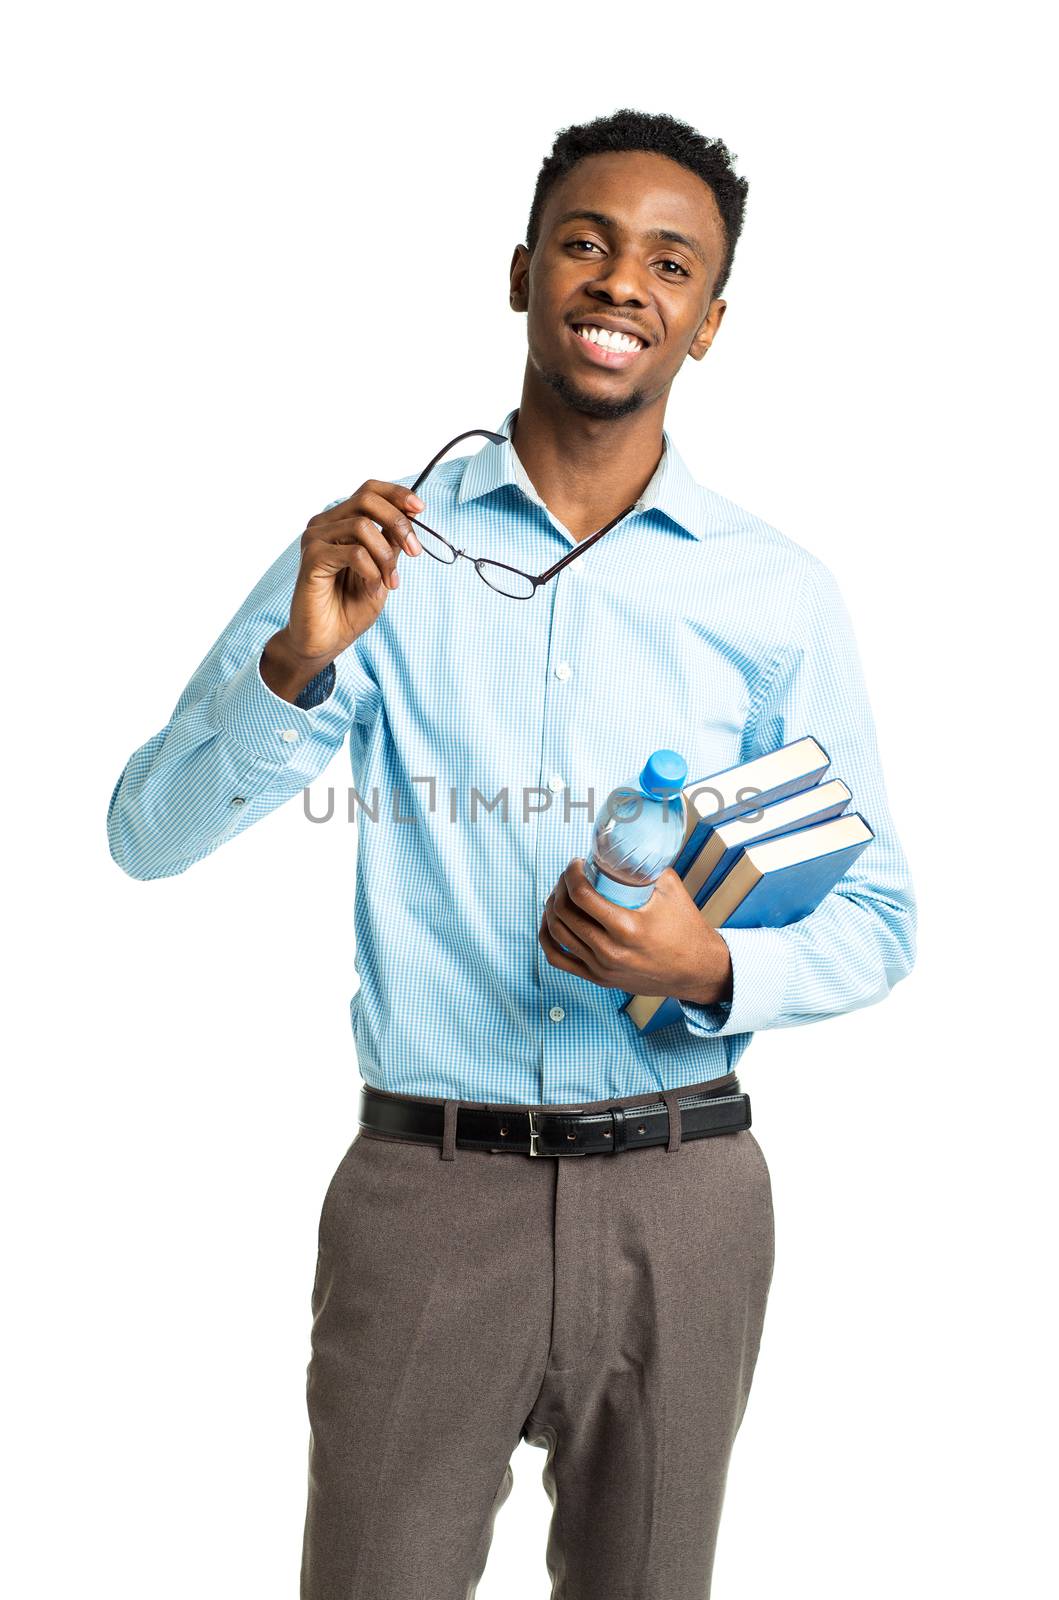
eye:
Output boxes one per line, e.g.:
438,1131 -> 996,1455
567,239 -> 690,277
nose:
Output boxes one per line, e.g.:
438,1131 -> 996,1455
586,248 -> 651,305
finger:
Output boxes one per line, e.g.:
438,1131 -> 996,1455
312,480 -> 425,522
314,513 -> 407,589
354,488 -> 425,557
308,490 -> 423,588
544,894 -> 596,964
302,535 -> 391,597
566,858 -> 637,939
539,914 -> 594,979
548,889 -> 607,963
324,493 -> 421,571
309,484 -> 424,558
361,478 -> 426,519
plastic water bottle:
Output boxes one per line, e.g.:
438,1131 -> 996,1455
584,749 -> 689,909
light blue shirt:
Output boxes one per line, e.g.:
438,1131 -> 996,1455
107,407 -> 917,1104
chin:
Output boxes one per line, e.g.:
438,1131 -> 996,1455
539,365 -> 649,422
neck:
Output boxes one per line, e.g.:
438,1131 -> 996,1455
508,374 -> 668,541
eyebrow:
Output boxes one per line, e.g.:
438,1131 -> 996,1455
551,209 -> 711,268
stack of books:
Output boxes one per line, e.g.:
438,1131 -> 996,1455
620,736 -> 874,1033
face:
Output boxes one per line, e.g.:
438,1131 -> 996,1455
509,150 -> 729,421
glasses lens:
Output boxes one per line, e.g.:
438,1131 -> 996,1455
413,522 -> 457,563
476,561 -> 535,599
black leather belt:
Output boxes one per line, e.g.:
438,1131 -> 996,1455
357,1078 -> 750,1157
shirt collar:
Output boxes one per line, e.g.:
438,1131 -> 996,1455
454,407 -> 710,541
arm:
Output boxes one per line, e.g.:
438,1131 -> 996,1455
678,555 -> 917,1038
106,516 -> 381,881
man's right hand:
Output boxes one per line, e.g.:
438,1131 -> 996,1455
261,479 -> 424,702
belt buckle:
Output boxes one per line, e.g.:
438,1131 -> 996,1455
526,1106 -> 585,1156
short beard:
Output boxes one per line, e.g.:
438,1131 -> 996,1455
536,363 -> 649,422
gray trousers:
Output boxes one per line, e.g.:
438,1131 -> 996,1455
300,1070 -> 775,1599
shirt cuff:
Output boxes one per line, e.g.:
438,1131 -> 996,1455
678,925 -> 793,1037
212,647 -> 335,764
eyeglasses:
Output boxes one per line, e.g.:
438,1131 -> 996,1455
406,428 -> 641,599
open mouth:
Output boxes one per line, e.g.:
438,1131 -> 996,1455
568,322 -> 647,367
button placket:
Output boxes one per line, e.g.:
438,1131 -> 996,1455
537,567 -> 583,1101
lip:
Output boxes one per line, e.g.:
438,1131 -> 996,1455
570,314 -> 651,343
567,323 -> 647,369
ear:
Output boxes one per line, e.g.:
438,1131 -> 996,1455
689,298 -> 727,361
509,243 -> 530,313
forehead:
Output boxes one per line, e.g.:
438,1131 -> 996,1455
539,150 -> 726,263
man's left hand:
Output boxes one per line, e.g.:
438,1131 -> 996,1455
538,858 -> 733,1006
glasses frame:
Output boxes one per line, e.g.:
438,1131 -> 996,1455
406,428 -> 641,599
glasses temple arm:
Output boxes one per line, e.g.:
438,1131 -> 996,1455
537,501 -> 641,583
410,429 -> 509,495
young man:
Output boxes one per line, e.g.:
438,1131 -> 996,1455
108,109 -> 916,1599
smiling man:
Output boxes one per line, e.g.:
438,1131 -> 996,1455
108,108 -> 916,1600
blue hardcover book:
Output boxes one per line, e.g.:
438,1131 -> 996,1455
622,811 -> 875,1034
684,779 -> 852,906
672,735 -> 831,880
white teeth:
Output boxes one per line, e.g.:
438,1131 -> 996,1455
575,324 -> 644,353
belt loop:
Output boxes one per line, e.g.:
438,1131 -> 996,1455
441,1098 -> 459,1161
661,1089 -> 683,1153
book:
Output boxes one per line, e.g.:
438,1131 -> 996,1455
672,735 -> 831,880
622,811 -> 875,1034
682,778 -> 852,905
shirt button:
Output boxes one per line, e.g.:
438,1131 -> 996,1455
554,662 -> 572,680
549,1006 -> 565,1023
548,774 -> 565,793
279,729 -> 299,743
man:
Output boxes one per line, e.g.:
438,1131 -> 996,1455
108,107 -> 916,1599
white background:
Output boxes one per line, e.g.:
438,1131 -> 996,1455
4,3 -> 1054,1595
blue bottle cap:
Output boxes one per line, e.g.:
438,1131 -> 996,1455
639,749 -> 688,797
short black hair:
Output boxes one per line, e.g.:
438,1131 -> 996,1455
526,108 -> 750,299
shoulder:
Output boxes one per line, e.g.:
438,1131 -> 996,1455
699,479 -> 812,557
685,476 -> 830,596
